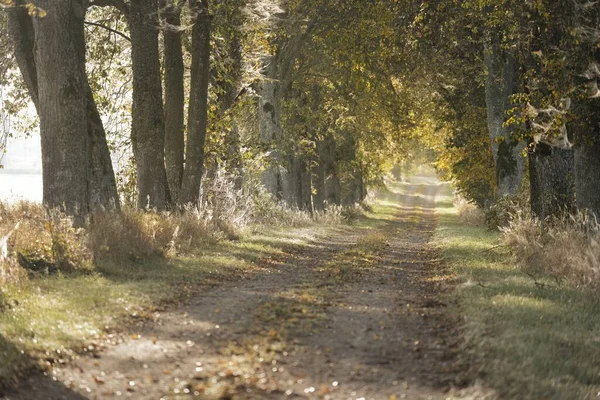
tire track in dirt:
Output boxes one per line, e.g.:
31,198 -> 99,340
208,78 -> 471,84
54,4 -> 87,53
280,175 -> 459,400
4,176 -> 462,400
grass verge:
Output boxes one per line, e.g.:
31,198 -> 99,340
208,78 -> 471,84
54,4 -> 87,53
435,182 -> 600,399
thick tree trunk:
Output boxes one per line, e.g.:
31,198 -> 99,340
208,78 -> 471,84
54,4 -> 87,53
85,84 -> 121,210
128,0 -> 170,210
33,0 -> 90,219
258,55 -> 282,199
180,0 -> 211,206
484,37 -> 524,198
341,134 -> 364,205
8,3 -> 120,213
74,7 -> 119,210
573,123 -> 600,216
529,142 -> 575,220
163,3 -> 185,203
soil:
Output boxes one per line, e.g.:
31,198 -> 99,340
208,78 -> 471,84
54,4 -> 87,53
3,177 -> 470,400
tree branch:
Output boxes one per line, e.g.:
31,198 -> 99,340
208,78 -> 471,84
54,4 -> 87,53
84,20 -> 131,42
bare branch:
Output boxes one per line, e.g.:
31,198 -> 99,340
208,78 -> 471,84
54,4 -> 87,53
84,20 -> 131,42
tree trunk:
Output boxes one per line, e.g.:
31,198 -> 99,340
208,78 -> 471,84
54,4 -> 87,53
312,161 -> 326,211
326,173 -> 342,206
215,9 -> 244,190
529,142 -> 575,220
484,37 -> 524,198
85,84 -> 120,210
33,0 -> 90,219
281,154 -> 300,208
128,0 -> 170,210
163,3 -> 185,203
322,132 -> 340,206
573,120 -> 600,216
8,3 -> 120,212
258,55 -> 282,199
299,160 -> 313,213
6,6 -> 38,111
180,0 -> 211,206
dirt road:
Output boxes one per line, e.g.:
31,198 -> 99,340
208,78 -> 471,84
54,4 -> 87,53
5,177 -> 463,400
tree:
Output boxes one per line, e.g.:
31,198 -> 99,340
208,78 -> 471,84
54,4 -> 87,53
162,0 -> 185,203
179,0 -> 211,206
128,0 -> 171,210
6,0 -> 120,217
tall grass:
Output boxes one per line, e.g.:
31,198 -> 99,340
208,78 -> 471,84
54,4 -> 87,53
503,209 -> 600,288
0,170 -> 361,286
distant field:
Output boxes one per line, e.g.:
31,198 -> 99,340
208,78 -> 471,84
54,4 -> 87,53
0,171 -> 42,203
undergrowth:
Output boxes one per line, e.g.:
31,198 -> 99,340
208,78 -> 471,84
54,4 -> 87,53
503,209 -> 600,288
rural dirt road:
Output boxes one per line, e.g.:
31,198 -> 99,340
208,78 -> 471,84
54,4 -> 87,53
4,176 -> 469,400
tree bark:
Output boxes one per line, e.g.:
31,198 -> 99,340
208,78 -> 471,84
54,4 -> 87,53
6,6 -> 38,111
85,83 -> 121,210
299,159 -> 313,213
33,0 -> 91,219
215,8 -> 244,190
312,161 -> 326,211
8,3 -> 120,213
128,0 -> 170,210
180,0 -> 211,206
484,36 -> 524,198
529,142 -> 575,220
163,2 -> 185,203
258,55 -> 282,199
75,6 -> 120,210
573,117 -> 600,216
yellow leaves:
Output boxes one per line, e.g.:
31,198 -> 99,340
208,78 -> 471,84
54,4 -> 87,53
0,1 -> 46,17
24,2 -> 46,17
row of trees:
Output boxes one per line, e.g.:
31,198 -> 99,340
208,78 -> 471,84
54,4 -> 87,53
416,1 -> 600,218
0,0 -> 412,221
1,0 -> 599,222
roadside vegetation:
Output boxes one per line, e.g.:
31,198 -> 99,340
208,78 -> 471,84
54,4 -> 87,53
436,184 -> 600,399
0,178 -> 356,391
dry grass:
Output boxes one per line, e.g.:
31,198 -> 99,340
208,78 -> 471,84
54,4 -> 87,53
455,195 -> 485,226
0,202 -> 93,285
502,210 -> 600,287
0,170 -> 360,286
